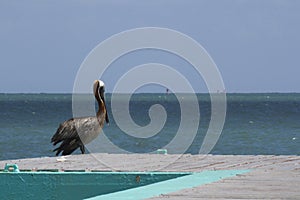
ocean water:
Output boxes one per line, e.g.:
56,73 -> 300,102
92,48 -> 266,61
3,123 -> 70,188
0,93 -> 299,160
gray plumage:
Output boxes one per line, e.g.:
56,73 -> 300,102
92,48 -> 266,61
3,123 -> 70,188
51,80 -> 109,156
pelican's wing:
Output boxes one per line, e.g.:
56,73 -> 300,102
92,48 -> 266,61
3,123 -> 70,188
51,117 -> 100,156
51,117 -> 99,145
51,118 -> 78,145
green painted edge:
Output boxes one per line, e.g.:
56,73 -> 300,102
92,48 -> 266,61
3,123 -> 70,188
85,170 -> 250,200
0,171 -> 191,200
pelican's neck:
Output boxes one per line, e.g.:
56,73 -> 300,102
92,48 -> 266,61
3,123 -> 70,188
96,97 -> 106,124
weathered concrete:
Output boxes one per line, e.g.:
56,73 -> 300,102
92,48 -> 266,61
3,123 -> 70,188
1,154 -> 299,199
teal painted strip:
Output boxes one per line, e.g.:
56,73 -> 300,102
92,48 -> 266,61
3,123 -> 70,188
86,170 -> 250,200
0,171 -> 189,200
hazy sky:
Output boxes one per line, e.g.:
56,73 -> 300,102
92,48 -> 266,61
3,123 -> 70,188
1,0 -> 299,93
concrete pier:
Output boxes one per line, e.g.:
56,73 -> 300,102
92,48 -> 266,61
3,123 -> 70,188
1,154 -> 299,199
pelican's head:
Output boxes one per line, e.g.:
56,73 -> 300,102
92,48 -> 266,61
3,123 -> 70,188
93,80 -> 109,124
93,80 -> 105,96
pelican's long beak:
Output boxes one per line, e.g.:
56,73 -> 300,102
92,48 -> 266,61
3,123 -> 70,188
105,102 -> 109,124
99,84 -> 109,124
103,97 -> 109,124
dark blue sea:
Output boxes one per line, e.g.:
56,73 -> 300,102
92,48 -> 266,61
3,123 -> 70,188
0,93 -> 299,160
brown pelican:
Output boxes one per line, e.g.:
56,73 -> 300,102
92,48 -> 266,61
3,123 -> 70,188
51,80 -> 109,156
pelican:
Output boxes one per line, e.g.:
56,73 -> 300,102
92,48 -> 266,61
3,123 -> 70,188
51,80 -> 109,156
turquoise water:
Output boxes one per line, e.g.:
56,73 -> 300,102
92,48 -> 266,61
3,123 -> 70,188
0,93 -> 299,160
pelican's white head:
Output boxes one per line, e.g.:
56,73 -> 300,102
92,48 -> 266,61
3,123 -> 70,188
99,80 -> 105,88
93,80 -> 105,96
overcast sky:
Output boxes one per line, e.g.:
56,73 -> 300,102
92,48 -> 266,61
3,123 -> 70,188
1,0 -> 299,93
